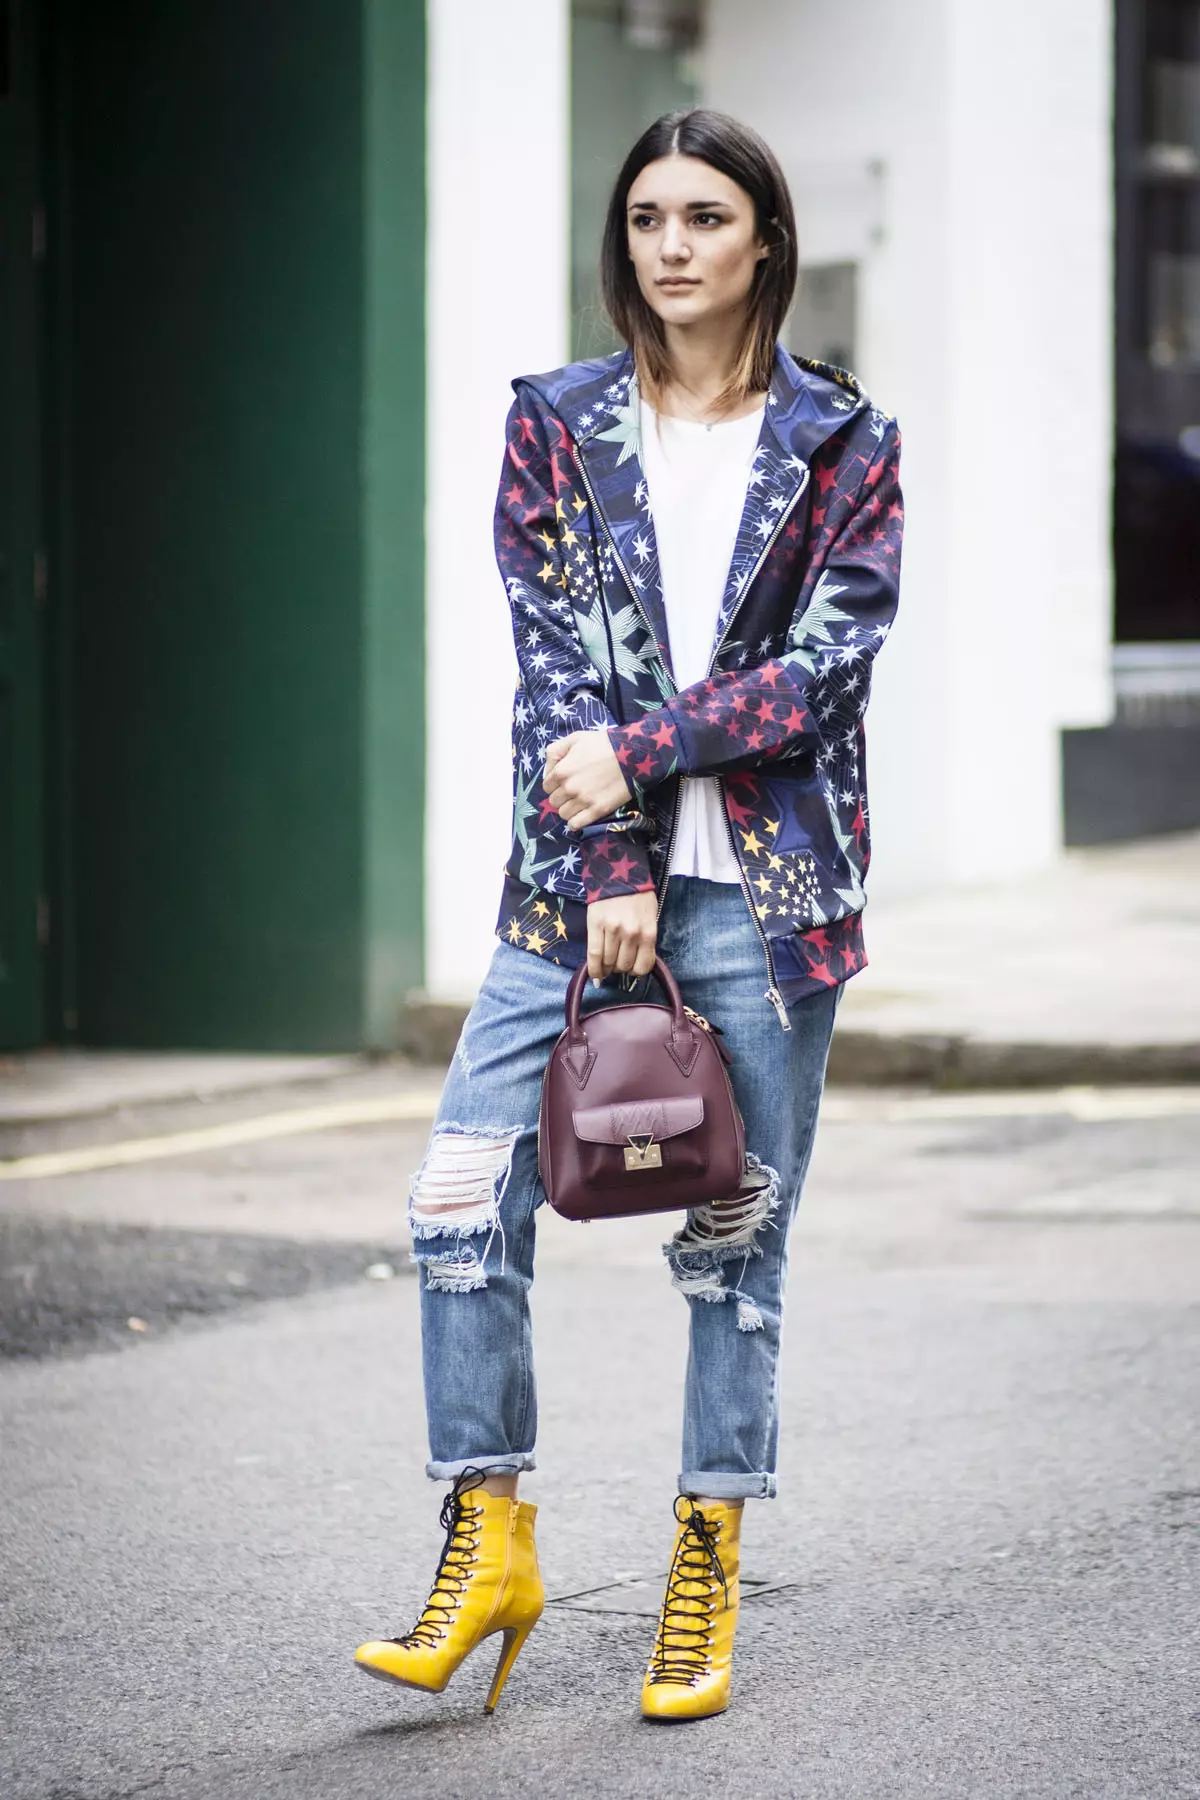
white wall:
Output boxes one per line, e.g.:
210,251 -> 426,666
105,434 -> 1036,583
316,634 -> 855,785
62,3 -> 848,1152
425,0 -> 571,1000
703,0 -> 1114,893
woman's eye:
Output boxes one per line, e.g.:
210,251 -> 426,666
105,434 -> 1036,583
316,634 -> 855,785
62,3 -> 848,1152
693,212 -> 722,227
632,213 -> 658,230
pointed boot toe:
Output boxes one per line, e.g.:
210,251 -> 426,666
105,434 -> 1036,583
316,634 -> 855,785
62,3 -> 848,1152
354,1471 -> 543,1712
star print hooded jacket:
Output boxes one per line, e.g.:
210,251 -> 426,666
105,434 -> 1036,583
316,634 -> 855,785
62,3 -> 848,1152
494,344 -> 903,1027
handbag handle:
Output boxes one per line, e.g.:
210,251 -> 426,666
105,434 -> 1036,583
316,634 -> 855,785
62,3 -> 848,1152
564,953 -> 684,1037
563,955 -> 699,1075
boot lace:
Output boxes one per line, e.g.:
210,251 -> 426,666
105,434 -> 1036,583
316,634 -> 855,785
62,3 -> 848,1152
389,1466 -> 487,1649
646,1497 -> 729,1687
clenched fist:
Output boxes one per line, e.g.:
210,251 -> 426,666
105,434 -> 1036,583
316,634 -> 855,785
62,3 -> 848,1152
544,730 -> 632,831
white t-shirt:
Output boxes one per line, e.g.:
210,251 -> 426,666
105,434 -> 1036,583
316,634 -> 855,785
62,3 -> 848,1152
639,400 -> 765,883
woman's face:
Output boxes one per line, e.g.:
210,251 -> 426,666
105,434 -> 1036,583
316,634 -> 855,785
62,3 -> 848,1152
626,154 -> 767,332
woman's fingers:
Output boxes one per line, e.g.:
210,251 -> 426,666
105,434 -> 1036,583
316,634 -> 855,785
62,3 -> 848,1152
585,894 -> 658,981
543,728 -> 632,827
632,938 -> 657,977
614,932 -> 639,974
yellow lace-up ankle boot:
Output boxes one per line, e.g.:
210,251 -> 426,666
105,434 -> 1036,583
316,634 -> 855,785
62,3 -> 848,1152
641,1496 -> 742,1722
355,1468 -> 543,1713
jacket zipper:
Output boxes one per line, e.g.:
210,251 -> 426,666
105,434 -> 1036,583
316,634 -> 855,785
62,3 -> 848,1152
704,481 -> 812,1032
717,786 -> 791,1030
580,439 -> 805,1029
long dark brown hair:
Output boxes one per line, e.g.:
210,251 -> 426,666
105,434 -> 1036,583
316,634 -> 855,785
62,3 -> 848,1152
600,109 -> 798,415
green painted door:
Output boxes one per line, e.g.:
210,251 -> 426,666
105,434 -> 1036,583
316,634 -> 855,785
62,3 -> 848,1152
0,0 -> 45,1049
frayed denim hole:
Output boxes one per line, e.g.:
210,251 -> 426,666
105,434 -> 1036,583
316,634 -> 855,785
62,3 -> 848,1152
662,1153 -> 781,1332
418,1241 -> 490,1295
409,1124 -> 524,1292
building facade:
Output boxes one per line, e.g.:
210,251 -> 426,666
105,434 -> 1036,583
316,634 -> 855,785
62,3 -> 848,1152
1,0 -> 1197,1049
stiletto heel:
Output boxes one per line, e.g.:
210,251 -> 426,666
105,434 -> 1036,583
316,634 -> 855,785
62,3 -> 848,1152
484,1621 -> 533,1714
355,1470 -> 543,1707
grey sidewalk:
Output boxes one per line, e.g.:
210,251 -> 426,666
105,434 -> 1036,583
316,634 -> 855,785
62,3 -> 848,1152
830,830 -> 1200,1085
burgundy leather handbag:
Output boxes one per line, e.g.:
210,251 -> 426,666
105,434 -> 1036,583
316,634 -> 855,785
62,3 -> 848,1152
538,955 -> 746,1222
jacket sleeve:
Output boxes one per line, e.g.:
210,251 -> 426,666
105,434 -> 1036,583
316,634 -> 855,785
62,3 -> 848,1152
606,421 -> 903,786
495,391 -> 656,903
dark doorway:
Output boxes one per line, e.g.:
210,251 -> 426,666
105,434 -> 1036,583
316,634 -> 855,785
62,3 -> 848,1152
0,0 -> 46,1049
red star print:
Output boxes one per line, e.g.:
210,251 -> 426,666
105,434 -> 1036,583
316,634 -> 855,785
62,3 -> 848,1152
725,788 -> 758,827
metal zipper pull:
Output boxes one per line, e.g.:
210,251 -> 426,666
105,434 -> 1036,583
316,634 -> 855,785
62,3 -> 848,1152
766,987 -> 792,1031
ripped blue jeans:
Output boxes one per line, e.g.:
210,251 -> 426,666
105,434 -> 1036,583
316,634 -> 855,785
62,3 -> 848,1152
411,876 -> 840,1501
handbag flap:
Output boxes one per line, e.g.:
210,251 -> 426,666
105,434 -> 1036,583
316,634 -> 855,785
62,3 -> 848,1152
572,1096 -> 705,1146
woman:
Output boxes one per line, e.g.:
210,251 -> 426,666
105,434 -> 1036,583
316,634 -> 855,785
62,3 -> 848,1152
355,108 -> 902,1722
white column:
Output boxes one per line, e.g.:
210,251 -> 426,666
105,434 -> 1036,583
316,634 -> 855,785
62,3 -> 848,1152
425,0 -> 571,1000
703,0 -> 1114,893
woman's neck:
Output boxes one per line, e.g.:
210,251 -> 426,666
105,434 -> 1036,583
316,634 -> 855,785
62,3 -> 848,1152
653,316 -> 766,423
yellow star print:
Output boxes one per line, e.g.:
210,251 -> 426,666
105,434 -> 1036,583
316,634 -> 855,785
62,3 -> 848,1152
763,818 -> 780,837
532,900 -> 549,918
524,928 -> 547,955
537,529 -> 556,553
539,561 -> 556,583
741,829 -> 765,857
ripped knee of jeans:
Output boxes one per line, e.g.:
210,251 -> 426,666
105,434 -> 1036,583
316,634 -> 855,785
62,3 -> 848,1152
663,1153 -> 780,1332
409,1124 -> 522,1294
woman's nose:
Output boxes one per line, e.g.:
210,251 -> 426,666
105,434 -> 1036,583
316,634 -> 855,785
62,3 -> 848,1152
660,221 -> 690,262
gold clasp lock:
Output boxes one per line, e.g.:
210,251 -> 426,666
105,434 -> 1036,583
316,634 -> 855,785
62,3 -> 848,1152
624,1134 -> 662,1171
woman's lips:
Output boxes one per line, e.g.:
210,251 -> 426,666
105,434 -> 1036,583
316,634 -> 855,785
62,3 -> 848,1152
657,278 -> 699,289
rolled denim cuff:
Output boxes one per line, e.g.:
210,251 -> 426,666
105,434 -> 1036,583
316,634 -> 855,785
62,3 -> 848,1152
679,1470 -> 777,1501
425,1451 -> 537,1483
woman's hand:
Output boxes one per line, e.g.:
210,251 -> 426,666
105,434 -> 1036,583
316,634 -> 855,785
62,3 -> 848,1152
587,892 -> 658,981
544,730 -> 632,830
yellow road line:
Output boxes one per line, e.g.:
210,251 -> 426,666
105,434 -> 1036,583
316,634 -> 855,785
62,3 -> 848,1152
0,1092 -> 440,1182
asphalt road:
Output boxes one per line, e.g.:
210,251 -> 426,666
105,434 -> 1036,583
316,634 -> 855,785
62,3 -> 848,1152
1,1072 -> 1197,1799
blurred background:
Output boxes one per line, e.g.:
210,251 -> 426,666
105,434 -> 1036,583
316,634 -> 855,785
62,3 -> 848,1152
2,0 -> 1198,1055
